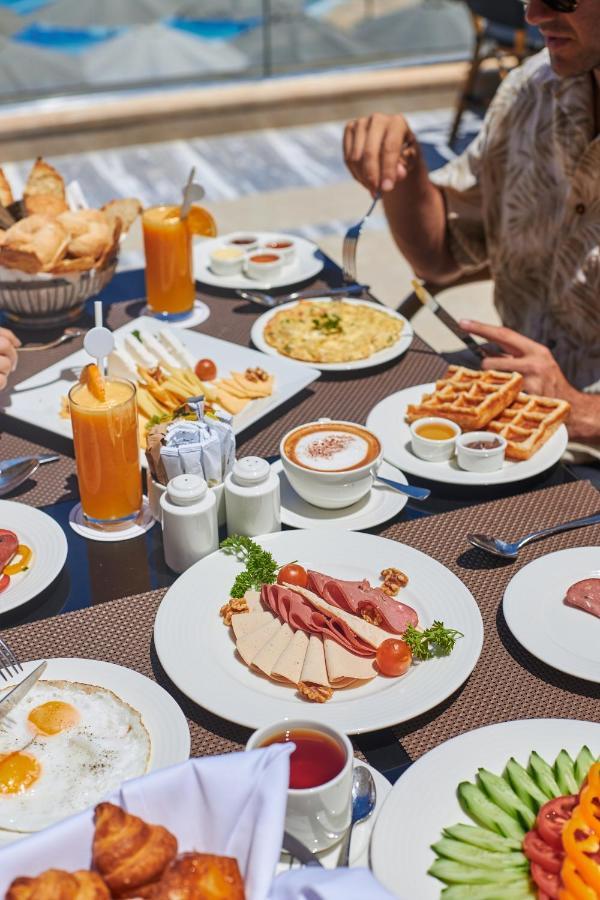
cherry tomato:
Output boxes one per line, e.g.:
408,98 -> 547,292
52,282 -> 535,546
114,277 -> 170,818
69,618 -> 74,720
195,358 -> 217,381
530,862 -> 561,897
0,574 -> 9,594
537,795 -> 578,852
523,829 -> 563,874
375,639 -> 412,677
277,564 -> 308,588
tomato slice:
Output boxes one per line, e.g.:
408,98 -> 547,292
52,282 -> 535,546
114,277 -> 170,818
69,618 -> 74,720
538,796 -> 579,852
531,861 -> 562,899
375,638 -> 412,677
277,564 -> 308,588
523,829 -> 564,874
0,574 -> 9,593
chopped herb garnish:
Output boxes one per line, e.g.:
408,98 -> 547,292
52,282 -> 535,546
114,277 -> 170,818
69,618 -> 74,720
220,535 -> 279,599
404,621 -> 464,660
312,311 -> 343,334
132,329 -> 142,342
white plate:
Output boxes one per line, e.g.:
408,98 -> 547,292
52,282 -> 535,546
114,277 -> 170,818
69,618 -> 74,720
194,232 -> 324,291
0,657 -> 190,846
251,298 -> 414,372
274,459 -> 408,531
0,502 -> 67,615
154,529 -> 483,735
503,547 -> 600,683
371,717 -> 600,899
367,384 -> 568,486
6,316 -> 320,444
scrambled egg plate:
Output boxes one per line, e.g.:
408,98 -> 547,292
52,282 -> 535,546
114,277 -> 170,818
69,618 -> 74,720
263,300 -> 404,363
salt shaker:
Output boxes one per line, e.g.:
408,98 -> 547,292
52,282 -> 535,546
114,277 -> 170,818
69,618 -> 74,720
160,474 -> 218,574
224,457 -> 281,537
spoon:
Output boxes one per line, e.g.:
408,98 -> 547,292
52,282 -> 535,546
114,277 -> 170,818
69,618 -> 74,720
18,328 -> 85,353
468,511 -> 600,559
0,459 -> 40,497
375,474 -> 430,501
337,765 -> 376,867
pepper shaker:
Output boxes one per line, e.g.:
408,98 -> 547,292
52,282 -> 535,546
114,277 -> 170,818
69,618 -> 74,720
224,457 -> 281,537
160,474 -> 218,573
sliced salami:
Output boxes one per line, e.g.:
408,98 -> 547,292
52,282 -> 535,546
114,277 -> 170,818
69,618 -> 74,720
564,578 -> 600,619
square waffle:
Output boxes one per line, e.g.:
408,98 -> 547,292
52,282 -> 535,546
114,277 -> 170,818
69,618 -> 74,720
405,366 -> 524,431
487,392 -> 570,460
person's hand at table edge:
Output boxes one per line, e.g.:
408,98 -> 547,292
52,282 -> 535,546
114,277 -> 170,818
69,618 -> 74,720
0,328 -> 20,390
460,319 -> 600,445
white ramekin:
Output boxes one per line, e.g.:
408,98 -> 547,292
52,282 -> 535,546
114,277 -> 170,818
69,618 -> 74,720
456,431 -> 507,472
409,417 -> 461,462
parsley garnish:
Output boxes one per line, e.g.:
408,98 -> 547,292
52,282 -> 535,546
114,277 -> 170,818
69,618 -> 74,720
220,535 -> 279,599
403,621 -> 463,660
312,312 -> 342,334
132,329 -> 142,342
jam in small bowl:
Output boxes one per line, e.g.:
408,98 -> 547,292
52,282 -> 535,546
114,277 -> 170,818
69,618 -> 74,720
456,431 -> 506,472
262,237 -> 296,262
227,232 -> 259,252
244,250 -> 284,281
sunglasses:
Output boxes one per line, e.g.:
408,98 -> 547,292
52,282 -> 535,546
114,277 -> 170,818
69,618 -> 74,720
519,0 -> 579,11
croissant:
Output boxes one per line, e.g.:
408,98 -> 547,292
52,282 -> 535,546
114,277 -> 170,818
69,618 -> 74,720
6,869 -> 109,900
92,802 -> 177,899
150,854 -> 245,900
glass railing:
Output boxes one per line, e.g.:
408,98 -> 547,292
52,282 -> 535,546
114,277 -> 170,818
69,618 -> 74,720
0,0 -> 475,104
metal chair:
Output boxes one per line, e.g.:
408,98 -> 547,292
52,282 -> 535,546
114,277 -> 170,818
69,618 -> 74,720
449,0 -> 543,147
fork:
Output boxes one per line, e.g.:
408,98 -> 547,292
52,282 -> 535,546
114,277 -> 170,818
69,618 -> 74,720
0,638 -> 22,681
237,283 -> 369,310
342,193 -> 381,284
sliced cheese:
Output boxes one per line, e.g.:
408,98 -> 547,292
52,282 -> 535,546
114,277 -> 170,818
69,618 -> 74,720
324,637 -> 377,685
287,583 -> 389,649
217,388 -> 250,415
252,623 -> 293,676
300,635 -> 330,688
236,619 -> 280,666
231,609 -> 274,640
272,629 -> 309,684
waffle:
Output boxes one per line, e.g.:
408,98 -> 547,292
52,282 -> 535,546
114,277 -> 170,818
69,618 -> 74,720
487,392 -> 570,460
405,366 -> 524,431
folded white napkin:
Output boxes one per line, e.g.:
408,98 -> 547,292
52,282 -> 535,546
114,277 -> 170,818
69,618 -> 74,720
0,746 -> 292,900
270,867 -> 398,899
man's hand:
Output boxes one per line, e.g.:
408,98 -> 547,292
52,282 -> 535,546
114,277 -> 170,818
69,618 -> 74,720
343,113 -> 417,196
0,328 -> 19,391
459,319 -> 600,443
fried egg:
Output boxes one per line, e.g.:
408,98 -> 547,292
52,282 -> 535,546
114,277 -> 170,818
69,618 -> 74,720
0,679 -> 151,833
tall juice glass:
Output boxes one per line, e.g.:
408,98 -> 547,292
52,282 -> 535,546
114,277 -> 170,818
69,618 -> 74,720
69,377 -> 142,529
143,205 -> 196,321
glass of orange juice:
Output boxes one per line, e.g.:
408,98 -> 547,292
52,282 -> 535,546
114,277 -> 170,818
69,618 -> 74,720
142,204 -> 217,322
69,376 -> 142,529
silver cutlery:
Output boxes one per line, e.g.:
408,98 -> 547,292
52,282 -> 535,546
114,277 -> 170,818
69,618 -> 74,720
412,280 -> 486,360
282,831 -> 324,868
237,283 -> 369,310
468,512 -> 600,559
337,766 -> 377,867
0,661 -> 46,730
18,327 -> 85,353
342,193 -> 380,284
376,474 -> 431,501
0,454 -> 59,470
0,638 -> 22,681
0,459 -> 40,497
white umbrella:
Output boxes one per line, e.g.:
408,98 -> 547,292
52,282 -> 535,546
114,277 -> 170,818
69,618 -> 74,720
172,1 -> 264,20
81,22 -> 248,85
233,12 -> 364,67
353,0 -> 472,58
32,0 -> 181,28
0,34 -> 80,93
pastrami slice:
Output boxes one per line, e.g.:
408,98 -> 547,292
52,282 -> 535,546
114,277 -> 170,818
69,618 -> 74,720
307,569 -> 418,633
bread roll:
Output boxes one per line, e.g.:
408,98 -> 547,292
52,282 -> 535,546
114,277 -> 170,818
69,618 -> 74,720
6,869 -> 109,900
150,853 -> 245,900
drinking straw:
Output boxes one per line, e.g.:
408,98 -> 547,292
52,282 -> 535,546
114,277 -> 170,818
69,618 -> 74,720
83,301 -> 114,376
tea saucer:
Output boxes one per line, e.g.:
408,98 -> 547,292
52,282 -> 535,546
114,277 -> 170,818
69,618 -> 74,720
272,460 -> 408,531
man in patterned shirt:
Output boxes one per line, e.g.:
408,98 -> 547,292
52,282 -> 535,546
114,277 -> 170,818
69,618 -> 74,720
343,0 -> 600,448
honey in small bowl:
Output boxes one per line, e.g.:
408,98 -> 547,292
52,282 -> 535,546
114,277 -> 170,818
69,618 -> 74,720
415,422 -> 456,441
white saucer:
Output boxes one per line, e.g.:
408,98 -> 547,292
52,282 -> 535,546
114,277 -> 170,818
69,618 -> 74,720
69,498 -> 155,542
142,300 -> 210,329
272,459 -> 408,531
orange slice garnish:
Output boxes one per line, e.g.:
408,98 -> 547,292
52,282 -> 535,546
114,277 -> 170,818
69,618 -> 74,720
80,363 -> 106,402
186,205 -> 217,238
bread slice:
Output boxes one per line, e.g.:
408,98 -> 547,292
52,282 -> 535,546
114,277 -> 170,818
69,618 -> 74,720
101,198 -> 142,232
24,158 -> 68,216
0,168 -> 13,208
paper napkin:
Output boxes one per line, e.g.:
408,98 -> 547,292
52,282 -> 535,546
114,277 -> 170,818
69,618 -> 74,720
270,867 -> 398,899
0,746 -> 292,900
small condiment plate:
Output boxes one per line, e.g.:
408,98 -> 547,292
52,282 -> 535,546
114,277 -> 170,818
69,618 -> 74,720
276,759 -> 391,871
272,460 -> 408,531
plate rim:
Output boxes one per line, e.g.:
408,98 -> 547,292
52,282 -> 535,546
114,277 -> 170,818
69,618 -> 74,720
502,546 -> 600,683
0,501 -> 68,614
250,297 -> 414,372
366,382 -> 568,486
153,529 -> 483,735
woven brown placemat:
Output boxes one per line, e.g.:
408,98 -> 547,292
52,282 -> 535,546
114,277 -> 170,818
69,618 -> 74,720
379,478 -> 600,759
0,432 -> 76,508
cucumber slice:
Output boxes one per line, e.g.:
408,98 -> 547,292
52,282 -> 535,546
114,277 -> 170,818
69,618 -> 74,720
554,749 -> 579,795
504,758 -> 549,811
428,858 -> 527,885
432,837 -> 528,870
443,824 -> 522,852
458,782 -> 526,840
441,883 -> 534,900
477,768 -> 536,830
574,745 -> 596,787
528,751 -> 561,798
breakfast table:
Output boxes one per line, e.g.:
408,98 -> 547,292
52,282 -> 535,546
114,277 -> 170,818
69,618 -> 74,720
1,254 -> 599,791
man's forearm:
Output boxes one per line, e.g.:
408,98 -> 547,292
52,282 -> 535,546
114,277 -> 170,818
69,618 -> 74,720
382,150 -> 461,284
568,391 -> 600,444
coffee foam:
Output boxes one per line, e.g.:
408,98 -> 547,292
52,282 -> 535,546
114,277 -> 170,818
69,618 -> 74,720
291,429 -> 372,471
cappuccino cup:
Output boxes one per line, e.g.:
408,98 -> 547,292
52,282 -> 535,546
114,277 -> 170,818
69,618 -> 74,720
280,419 -> 382,509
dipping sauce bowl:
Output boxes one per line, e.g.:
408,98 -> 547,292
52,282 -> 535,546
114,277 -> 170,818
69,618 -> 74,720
209,245 -> 245,275
409,417 -> 461,462
456,431 -> 506,472
244,250 -> 284,281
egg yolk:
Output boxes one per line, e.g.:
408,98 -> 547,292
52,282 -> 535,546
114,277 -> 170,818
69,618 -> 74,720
0,752 -> 40,793
28,701 -> 79,736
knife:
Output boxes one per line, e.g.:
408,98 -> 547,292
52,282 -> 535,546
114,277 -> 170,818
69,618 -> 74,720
0,455 -> 59,472
282,831 -> 324,867
412,280 -> 486,360
0,662 -> 47,725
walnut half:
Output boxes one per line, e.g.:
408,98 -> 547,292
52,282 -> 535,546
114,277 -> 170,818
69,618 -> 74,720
244,366 -> 269,383
380,566 -> 409,596
298,682 -> 333,703
362,609 -> 383,626
219,597 -> 249,626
